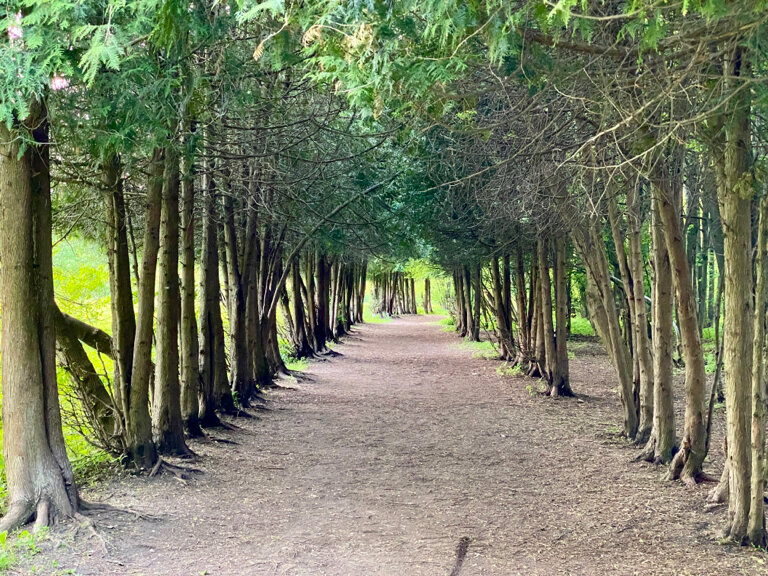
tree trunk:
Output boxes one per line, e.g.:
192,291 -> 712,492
748,192 -> 768,546
627,186 -> 654,444
315,253 -> 330,350
102,154 -> 135,442
652,172 -> 708,484
714,46 -> 755,541
152,149 -> 189,455
180,144 -> 202,437
640,194 -> 676,464
223,195 -> 252,404
127,148 -> 164,469
463,266 -> 474,338
552,236 -> 572,396
538,239 -> 556,385
573,222 -> 638,438
0,118 -> 77,530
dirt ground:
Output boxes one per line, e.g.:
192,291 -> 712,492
18,316 -> 768,575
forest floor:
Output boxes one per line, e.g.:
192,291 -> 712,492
17,316 -> 768,575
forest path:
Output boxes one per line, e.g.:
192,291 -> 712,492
25,316 -> 768,575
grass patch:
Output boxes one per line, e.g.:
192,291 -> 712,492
285,357 -> 309,372
458,338 -> 498,359
569,316 -> 594,337
497,363 -> 523,377
362,307 -> 393,324
0,528 -> 49,573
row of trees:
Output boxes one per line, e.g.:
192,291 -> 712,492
296,0 -> 768,547
3,0 -> 768,552
0,0 -> 410,531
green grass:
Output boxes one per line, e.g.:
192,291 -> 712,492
285,357 -> 309,372
0,528 -> 49,574
457,338 -> 498,359
569,316 -> 595,337
362,307 -> 393,324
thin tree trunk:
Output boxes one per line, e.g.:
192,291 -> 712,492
627,186 -> 654,443
640,194 -> 676,464
748,192 -> 768,546
127,148 -> 164,468
180,143 -> 202,437
552,236 -> 572,396
152,149 -> 189,455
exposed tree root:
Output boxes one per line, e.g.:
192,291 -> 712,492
707,463 -> 729,503
73,512 -> 108,554
666,439 -> 703,486
0,502 -> 35,533
148,458 -> 202,485
79,500 -> 161,521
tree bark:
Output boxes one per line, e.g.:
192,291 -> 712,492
180,143 -> 202,437
198,163 -> 225,425
152,148 -> 189,455
0,118 -> 77,530
713,45 -> 755,541
640,194 -> 676,464
552,236 -> 572,396
127,148 -> 164,469
652,170 -> 708,484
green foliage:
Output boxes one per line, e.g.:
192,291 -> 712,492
569,316 -> 594,337
0,528 -> 49,573
496,363 -> 523,377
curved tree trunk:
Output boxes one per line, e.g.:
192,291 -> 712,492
653,175 -> 707,485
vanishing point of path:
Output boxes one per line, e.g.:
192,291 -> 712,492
24,317 -> 768,575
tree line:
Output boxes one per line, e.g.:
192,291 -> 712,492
3,0 -> 768,553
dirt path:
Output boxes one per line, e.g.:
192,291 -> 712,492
22,316 -> 768,575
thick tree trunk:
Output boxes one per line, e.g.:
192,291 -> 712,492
0,119 -> 77,530
127,148 -> 164,469
714,47 -> 755,541
223,195 -> 252,404
152,149 -> 189,455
